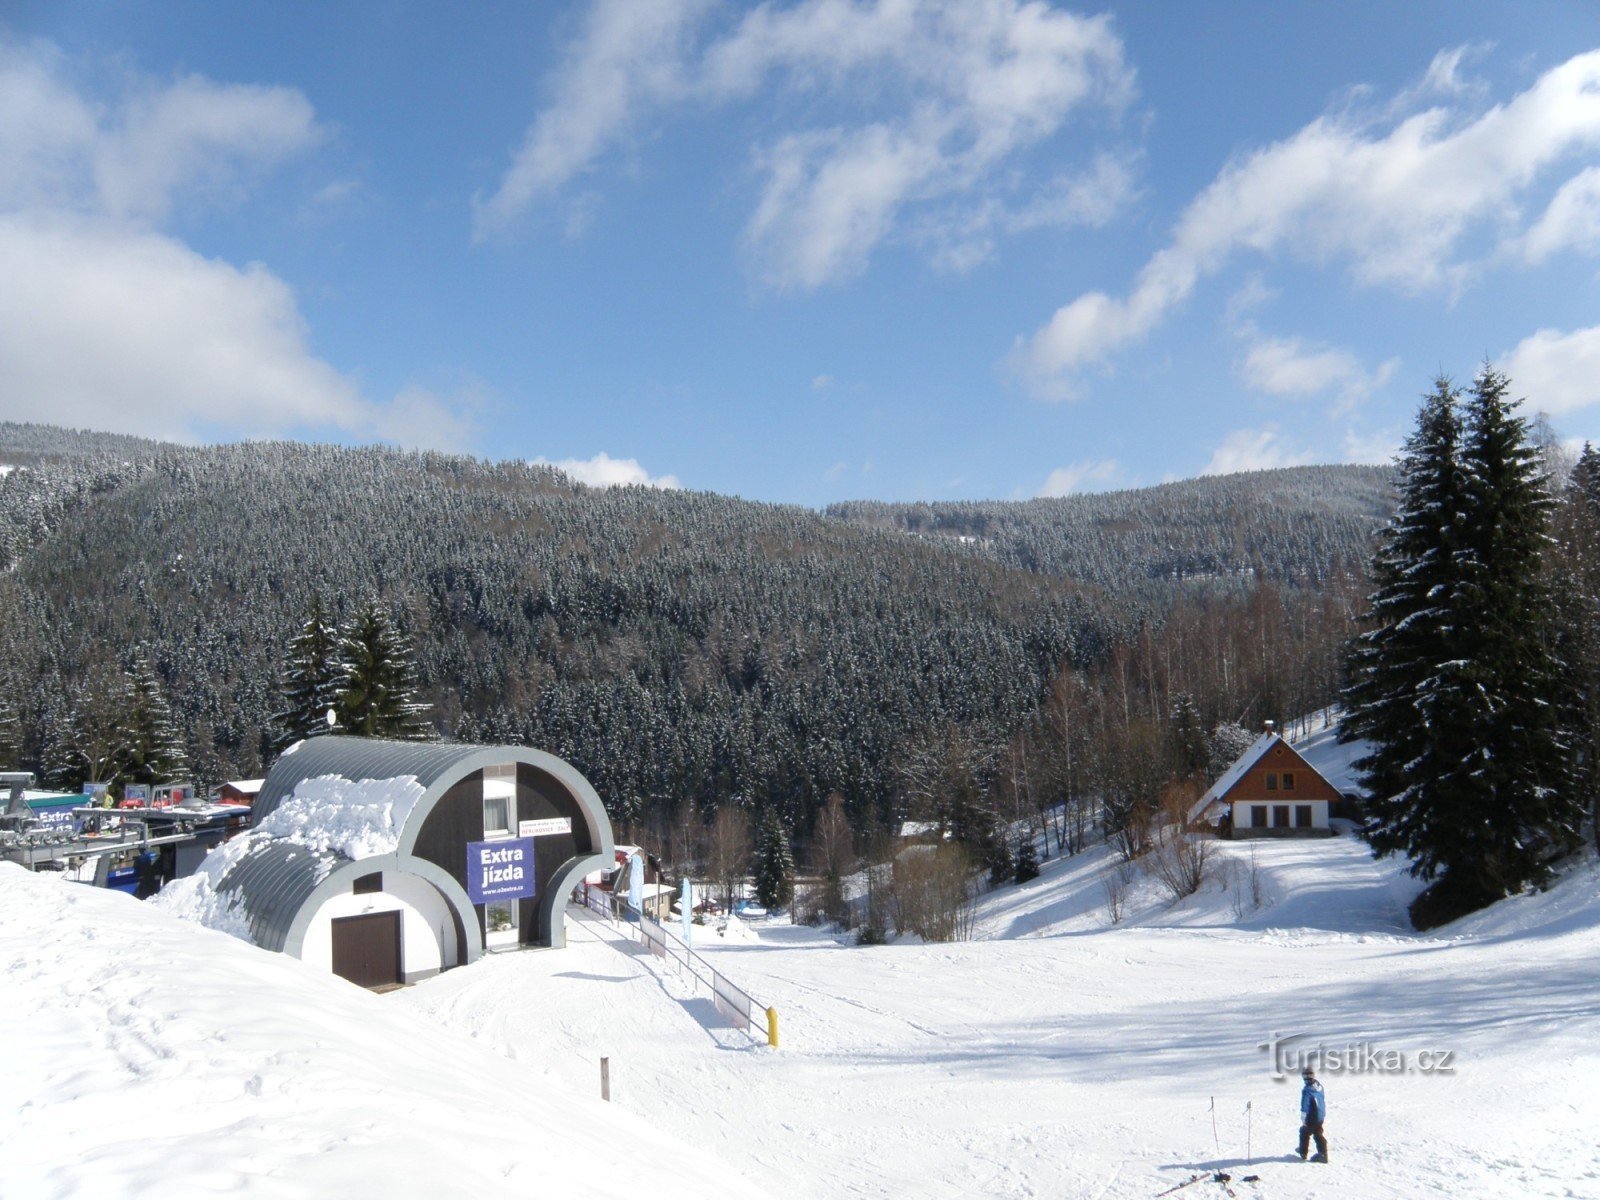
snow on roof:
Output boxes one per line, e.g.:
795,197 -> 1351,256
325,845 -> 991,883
1187,731 -> 1280,823
153,773 -> 423,944
223,778 -> 265,792
255,773 -> 425,860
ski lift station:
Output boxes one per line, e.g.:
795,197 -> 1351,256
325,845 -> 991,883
201,737 -> 614,989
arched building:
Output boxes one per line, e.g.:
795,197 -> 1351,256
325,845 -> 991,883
212,737 -> 613,988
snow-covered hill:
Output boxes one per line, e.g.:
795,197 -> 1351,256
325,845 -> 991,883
402,834 -> 1599,1199
7,832 -> 1600,1199
0,863 -> 761,1199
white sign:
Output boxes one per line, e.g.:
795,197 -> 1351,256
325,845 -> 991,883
518,817 -> 572,838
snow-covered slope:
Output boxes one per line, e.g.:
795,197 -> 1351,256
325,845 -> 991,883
11,829 -> 1600,1200
0,864 -> 762,1199
404,836 -> 1599,1200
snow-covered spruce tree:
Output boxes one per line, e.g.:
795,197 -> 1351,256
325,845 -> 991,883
271,596 -> 343,751
1440,368 -> 1578,901
1553,443 -> 1600,847
0,684 -> 19,768
1342,379 -> 1468,881
118,653 -> 190,785
1346,371 -> 1578,924
753,808 -> 795,911
336,601 -> 433,740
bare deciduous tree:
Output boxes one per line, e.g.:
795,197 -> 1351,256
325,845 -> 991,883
708,805 -> 752,911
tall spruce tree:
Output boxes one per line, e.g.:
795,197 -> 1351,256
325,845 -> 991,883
1343,379 -> 1467,875
272,596 -> 343,750
1554,443 -> 1600,846
752,808 -> 795,911
336,601 -> 433,740
119,653 -> 190,784
1443,367 -> 1577,898
1345,370 -> 1578,923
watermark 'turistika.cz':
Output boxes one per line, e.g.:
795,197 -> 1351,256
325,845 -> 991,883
1259,1032 -> 1457,1080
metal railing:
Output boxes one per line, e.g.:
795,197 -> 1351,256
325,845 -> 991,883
571,883 -> 772,1042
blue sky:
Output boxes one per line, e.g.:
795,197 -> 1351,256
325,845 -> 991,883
3,1 -> 1599,505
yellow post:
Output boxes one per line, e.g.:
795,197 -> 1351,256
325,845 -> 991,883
766,1006 -> 780,1049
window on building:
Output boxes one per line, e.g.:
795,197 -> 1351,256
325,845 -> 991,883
1273,805 -> 1290,828
1295,805 -> 1312,829
1250,805 -> 1267,828
1283,771 -> 1296,790
483,763 -> 516,840
1266,773 -> 1278,790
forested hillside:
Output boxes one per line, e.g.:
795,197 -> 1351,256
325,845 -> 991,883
829,465 -> 1393,591
0,424 -> 1393,849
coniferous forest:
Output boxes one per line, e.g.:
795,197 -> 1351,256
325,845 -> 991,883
0,422 -> 1393,863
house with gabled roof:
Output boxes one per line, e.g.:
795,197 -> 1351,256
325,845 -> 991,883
1187,724 -> 1341,838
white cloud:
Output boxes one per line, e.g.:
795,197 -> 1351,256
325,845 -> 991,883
1036,458 -> 1120,497
1201,428 -> 1315,477
0,39 -> 321,223
534,451 -> 682,489
0,39 -> 473,449
479,0 -> 1135,287
1518,165 -> 1600,262
1340,426 -> 1402,465
473,0 -> 708,238
1237,332 -> 1399,407
1502,324 -> 1600,414
1016,48 -> 1600,391
0,213 -> 362,439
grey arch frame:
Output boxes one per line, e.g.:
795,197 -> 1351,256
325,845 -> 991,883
279,852 -> 486,966
254,737 -> 615,953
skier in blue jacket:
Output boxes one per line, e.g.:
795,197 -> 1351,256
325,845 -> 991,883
1297,1066 -> 1328,1163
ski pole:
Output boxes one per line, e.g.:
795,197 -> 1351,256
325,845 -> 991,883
1210,1096 -> 1220,1158
1245,1099 -> 1252,1166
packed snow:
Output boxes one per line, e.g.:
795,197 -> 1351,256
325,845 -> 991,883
9,825 -> 1600,1199
0,863 -> 760,1199
253,773 -> 427,859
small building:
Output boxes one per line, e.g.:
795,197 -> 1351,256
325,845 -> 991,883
1187,728 -> 1341,838
194,737 -> 613,989
215,778 -> 264,806
581,845 -> 673,919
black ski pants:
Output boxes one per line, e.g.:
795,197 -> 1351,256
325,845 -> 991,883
1298,1117 -> 1328,1160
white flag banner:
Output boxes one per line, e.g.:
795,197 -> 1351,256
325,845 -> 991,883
628,853 -> 644,915
681,879 -> 693,945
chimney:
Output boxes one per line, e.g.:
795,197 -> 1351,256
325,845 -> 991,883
1263,719 -> 1276,738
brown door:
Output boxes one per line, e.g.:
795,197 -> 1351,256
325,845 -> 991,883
332,911 -> 403,988
1273,805 -> 1290,828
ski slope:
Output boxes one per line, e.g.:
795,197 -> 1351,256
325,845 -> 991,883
8,832 -> 1600,1199
403,834 -> 1599,1200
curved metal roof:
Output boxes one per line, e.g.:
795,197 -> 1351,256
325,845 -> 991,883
233,735 -> 615,958
216,839 -> 347,952
255,737 -> 517,823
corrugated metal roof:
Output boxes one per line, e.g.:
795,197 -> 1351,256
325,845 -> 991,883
255,737 -> 521,823
216,839 -> 347,952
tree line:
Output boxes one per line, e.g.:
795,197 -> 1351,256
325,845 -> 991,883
0,425 -> 1389,877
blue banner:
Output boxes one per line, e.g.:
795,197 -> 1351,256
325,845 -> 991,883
467,838 -> 536,903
